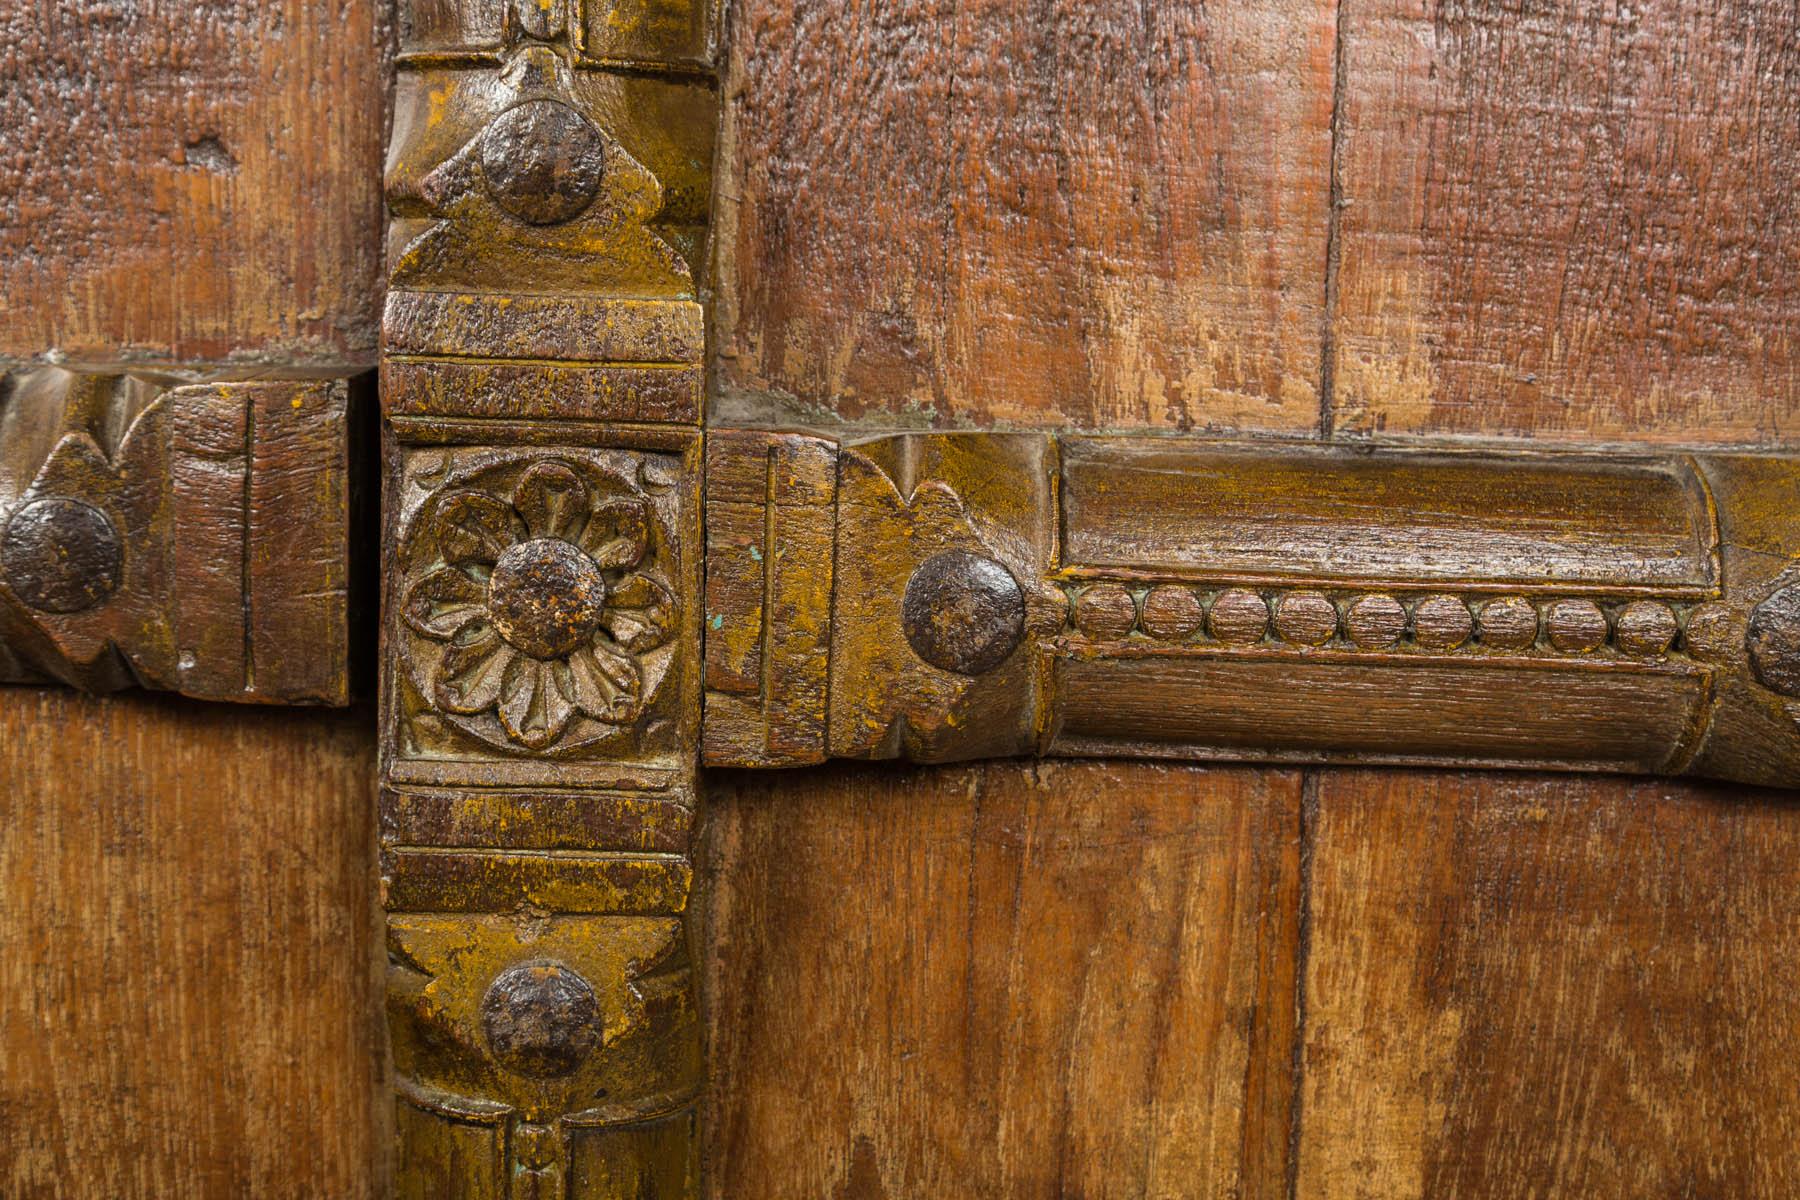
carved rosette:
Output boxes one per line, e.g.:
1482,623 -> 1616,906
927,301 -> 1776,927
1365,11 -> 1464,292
397,450 -> 682,756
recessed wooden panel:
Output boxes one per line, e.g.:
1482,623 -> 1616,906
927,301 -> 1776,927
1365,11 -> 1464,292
0,0 -> 390,367
1059,441 -> 1718,593
700,761 -> 1302,1200
1330,0 -> 1800,441
715,0 -> 1335,432
0,691 -> 383,1198
1297,770 -> 1800,1198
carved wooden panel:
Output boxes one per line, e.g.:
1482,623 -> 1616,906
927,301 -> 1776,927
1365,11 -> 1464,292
703,433 -> 1800,788
0,367 -> 354,704
379,0 -> 717,1194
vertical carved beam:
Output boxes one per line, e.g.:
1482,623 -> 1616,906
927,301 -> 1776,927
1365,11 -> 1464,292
380,2 -> 716,1194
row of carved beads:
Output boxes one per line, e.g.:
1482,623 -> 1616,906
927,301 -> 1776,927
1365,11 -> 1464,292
1064,584 -> 1729,658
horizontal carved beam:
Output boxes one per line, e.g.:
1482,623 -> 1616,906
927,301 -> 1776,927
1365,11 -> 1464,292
704,432 -> 1800,789
0,366 -> 357,704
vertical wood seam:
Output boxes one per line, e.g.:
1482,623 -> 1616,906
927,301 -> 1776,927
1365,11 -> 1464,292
1318,0 -> 1350,439
239,394 -> 255,693
1285,768 -> 1320,1200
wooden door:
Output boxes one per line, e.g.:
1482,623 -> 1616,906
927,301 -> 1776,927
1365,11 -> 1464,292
6,1 -> 1800,1198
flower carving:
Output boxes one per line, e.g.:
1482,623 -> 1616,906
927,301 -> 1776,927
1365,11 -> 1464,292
401,458 -> 676,751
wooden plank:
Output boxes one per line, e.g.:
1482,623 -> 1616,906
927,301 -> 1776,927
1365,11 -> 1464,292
715,0 -> 1336,432
1297,770 -> 1800,1198
382,361 -> 703,426
0,690 -> 382,1197
246,383 -> 352,704
702,430 -> 837,768
0,0 -> 390,368
1330,0 -> 1800,441
700,760 -> 1303,1200
166,386 -> 251,697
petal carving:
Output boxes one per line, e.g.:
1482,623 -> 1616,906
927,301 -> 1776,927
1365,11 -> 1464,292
602,572 -> 676,653
514,461 -> 588,541
402,566 -> 487,640
430,491 -> 520,568
498,655 -> 574,749
433,625 -> 512,715
564,640 -> 645,724
580,497 -> 649,572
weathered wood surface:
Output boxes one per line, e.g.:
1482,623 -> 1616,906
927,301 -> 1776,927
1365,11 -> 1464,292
0,690 -> 383,1198
700,761 -> 1302,1200
713,0 -> 1335,432
1298,770 -> 1800,1197
0,368 -> 357,704
703,1 -> 1800,1197
0,0 -> 391,369
1330,0 -> 1800,441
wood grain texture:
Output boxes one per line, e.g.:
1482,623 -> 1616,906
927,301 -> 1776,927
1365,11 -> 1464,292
699,760 -> 1302,1200
1330,0 -> 1800,441
1059,440 -> 1718,591
1297,770 -> 1800,1198
714,0 -> 1336,432
0,0 -> 391,368
0,690 -> 384,1198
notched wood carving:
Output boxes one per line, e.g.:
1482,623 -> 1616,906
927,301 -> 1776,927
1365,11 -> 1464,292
701,433 -> 1800,788
0,367 -> 353,703
701,430 -> 835,767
